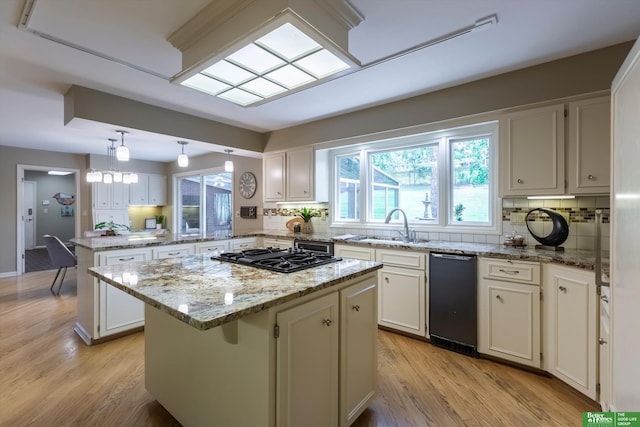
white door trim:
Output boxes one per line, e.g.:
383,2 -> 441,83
16,165 -> 81,275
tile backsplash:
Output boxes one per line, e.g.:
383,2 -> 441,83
261,196 -> 610,251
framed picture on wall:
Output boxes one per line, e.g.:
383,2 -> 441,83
61,206 -> 73,217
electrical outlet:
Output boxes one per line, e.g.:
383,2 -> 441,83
510,212 -> 526,225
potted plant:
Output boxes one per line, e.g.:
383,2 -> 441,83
94,220 -> 131,236
297,207 -> 315,234
155,215 -> 165,229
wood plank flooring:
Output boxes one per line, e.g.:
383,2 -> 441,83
0,270 -> 598,426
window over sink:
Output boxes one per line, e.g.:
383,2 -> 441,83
330,121 -> 498,233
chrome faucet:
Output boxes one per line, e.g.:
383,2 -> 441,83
384,208 -> 412,243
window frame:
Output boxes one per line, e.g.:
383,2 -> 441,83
173,166 -> 233,235
329,121 -> 500,234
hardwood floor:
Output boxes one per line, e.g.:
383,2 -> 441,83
0,270 -> 598,426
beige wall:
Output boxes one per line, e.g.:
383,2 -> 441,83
0,146 -> 88,275
164,151 -> 263,236
264,41 -> 633,151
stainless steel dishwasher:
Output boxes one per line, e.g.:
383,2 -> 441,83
429,253 -> 478,357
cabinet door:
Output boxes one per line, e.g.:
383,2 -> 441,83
543,265 -> 597,399
148,174 -> 167,205
93,182 -> 111,209
98,249 -> 150,337
129,174 -> 149,205
500,104 -> 565,196
277,292 -> 339,427
264,152 -> 285,201
287,148 -> 314,201
340,280 -> 377,427
378,265 -> 425,336
111,182 -> 128,208
478,280 -> 540,367
599,294 -> 611,410
567,96 -> 611,194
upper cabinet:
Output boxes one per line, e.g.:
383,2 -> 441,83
93,181 -> 128,209
130,174 -> 167,206
500,104 -> 565,197
567,96 -> 611,194
263,147 -> 328,203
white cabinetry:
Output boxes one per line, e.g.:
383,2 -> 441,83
335,245 -> 375,261
230,237 -> 257,250
130,174 -> 167,206
263,152 -> 285,201
195,240 -> 229,254
567,96 -> 611,194
93,181 -> 129,209
276,277 -> 377,427
263,147 -> 328,202
376,249 -> 426,337
262,237 -> 293,249
599,285 -> 611,410
97,248 -> 150,338
500,104 -> 565,196
543,264 -> 597,400
152,244 -> 195,259
478,258 -> 541,368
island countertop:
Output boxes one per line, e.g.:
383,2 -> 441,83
88,254 -> 382,331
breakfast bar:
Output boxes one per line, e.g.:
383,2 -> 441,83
88,253 -> 382,427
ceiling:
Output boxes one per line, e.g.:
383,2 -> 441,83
1,0 -> 640,162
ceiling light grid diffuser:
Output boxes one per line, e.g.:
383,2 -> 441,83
179,20 -> 357,106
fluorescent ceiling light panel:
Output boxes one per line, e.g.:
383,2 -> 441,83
295,49 -> 350,78
266,64 -> 315,89
240,78 -> 286,98
48,170 -> 72,175
202,61 -> 255,85
227,44 -> 284,74
217,88 -> 263,106
256,22 -> 320,60
182,74 -> 231,96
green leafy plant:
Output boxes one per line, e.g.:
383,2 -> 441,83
95,220 -> 131,235
297,207 -> 315,223
454,203 -> 465,221
155,215 -> 165,227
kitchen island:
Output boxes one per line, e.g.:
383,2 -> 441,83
88,254 -> 382,427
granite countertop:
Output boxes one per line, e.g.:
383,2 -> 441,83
88,254 -> 382,330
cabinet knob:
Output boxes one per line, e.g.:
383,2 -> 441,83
322,319 -> 332,327
517,178 -> 524,184
352,305 -> 360,312
599,337 -> 607,345
559,285 -> 567,292
385,277 -> 389,283
588,174 -> 595,180
495,294 -> 502,301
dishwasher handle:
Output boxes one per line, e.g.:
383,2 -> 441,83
430,253 -> 476,261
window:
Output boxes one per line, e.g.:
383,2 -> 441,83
176,169 -> 232,235
331,121 -> 498,232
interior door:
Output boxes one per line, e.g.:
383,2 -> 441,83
23,181 -> 36,250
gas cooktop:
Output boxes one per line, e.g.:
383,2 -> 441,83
212,247 -> 342,273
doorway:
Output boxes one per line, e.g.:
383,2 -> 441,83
17,165 -> 81,275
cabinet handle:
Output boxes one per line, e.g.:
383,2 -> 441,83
277,192 -> 282,195
599,337 -> 607,345
559,286 -> 567,292
517,178 -> 524,184
600,295 -> 609,303
322,319 -> 332,326
118,257 -> 135,261
588,174 -> 595,180
352,305 -> 360,312
167,252 -> 181,256
499,269 -> 520,275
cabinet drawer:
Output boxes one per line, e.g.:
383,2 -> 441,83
376,249 -> 425,270
335,245 -> 375,261
230,238 -> 257,250
196,241 -> 229,254
153,244 -> 195,259
101,249 -> 151,265
480,258 -> 540,285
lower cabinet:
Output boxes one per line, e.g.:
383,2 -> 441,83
97,248 -> 151,338
478,258 -> 541,368
376,249 -> 426,337
334,244 -> 375,261
543,264 -> 597,400
276,278 -> 378,427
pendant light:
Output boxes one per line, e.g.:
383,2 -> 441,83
116,130 -> 130,162
224,149 -> 234,172
177,141 -> 189,167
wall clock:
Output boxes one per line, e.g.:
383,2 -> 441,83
238,171 -> 257,199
